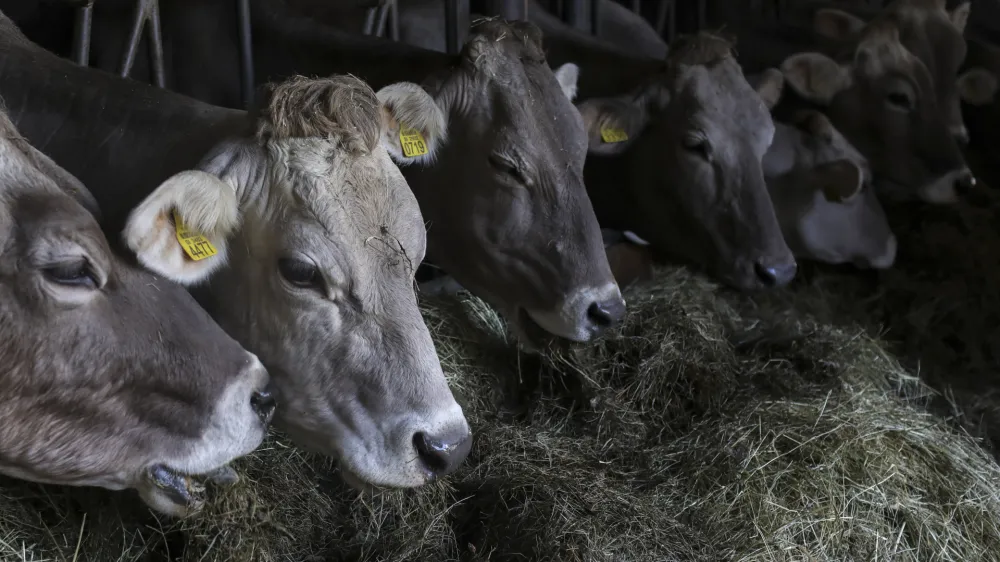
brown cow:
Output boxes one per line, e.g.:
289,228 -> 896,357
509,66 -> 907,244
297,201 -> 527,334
0,106 -> 271,516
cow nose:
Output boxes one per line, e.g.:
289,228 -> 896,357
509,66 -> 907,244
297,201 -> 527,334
587,297 -> 626,328
954,170 -> 977,196
754,260 -> 797,287
413,429 -> 472,478
250,383 -> 277,425
953,127 -> 970,146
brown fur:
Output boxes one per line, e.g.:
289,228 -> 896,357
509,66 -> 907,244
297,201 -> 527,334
666,31 -> 735,68
464,18 -> 547,69
255,75 -> 382,154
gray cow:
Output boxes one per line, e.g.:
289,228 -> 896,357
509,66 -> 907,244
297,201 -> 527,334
764,108 -> 897,269
575,33 -> 797,291
0,106 -> 272,516
0,14 -> 471,495
770,0 -> 979,204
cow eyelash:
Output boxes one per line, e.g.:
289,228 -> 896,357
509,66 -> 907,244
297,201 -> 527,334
278,258 -> 322,289
488,154 -> 527,184
43,260 -> 100,290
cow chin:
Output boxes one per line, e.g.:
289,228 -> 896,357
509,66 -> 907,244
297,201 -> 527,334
135,464 -> 241,517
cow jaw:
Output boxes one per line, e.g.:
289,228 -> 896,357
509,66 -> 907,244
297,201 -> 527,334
137,464 -> 240,517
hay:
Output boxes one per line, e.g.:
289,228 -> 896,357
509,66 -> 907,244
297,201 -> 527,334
2,242 -> 1000,561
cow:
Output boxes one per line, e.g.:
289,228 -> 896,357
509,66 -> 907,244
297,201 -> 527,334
752,1 -> 979,204
763,107 -> 897,269
573,32 -> 797,291
0,12 -> 472,491
0,104 -> 272,516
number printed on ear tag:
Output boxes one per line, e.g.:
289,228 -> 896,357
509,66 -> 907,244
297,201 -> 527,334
399,126 -> 429,157
173,209 -> 218,261
600,126 -> 629,143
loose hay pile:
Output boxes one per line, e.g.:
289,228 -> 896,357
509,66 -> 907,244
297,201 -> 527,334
2,258 -> 1000,560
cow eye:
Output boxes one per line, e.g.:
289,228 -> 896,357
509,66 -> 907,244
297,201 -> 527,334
488,155 -> 526,184
886,91 -> 914,111
43,260 -> 99,289
681,136 -> 711,160
278,258 -> 321,288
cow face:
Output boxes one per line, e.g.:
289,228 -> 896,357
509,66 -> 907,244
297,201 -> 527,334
577,34 -> 797,292
764,110 -> 897,269
781,1 -> 978,203
398,19 -> 625,344
122,76 -> 471,489
0,111 -> 270,517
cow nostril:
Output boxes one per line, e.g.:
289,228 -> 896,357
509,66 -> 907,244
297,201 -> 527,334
754,260 -> 797,287
250,387 -> 276,424
954,171 -> 977,195
413,431 -> 472,478
587,298 -> 626,328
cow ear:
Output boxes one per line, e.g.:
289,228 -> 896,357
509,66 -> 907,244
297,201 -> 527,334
553,62 -> 580,101
950,1 -> 971,34
375,82 -> 448,166
781,52 -> 852,105
813,8 -> 867,40
815,159 -> 863,202
123,170 -> 240,285
577,85 -> 664,157
752,68 -> 785,110
958,67 -> 998,106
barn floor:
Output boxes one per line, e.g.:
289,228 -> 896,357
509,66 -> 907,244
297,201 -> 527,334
2,192 -> 1000,561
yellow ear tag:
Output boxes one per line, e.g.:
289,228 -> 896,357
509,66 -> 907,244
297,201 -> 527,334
399,126 -> 429,158
173,209 -> 218,261
600,126 -> 629,143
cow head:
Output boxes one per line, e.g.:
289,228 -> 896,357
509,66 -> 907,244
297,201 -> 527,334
576,33 -> 796,291
392,18 -> 624,344
781,0 -> 977,203
122,76 -> 471,489
0,110 -> 270,517
764,109 -> 896,269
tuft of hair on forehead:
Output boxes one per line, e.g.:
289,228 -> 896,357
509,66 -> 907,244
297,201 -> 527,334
464,17 -> 546,68
665,31 -> 735,68
254,74 -> 383,153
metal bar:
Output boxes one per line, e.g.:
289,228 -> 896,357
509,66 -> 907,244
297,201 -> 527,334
655,0 -> 669,37
146,0 -> 165,88
237,0 -> 255,108
388,0 -> 399,41
697,0 -> 705,30
445,0 -> 460,55
374,3 -> 390,36
119,0 -> 150,79
563,0 -> 586,32
71,4 -> 93,66
631,0 -> 640,14
362,6 -> 377,35
496,0 -> 526,20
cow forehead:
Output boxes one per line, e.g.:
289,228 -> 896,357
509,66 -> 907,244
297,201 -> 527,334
675,62 -> 772,134
488,71 -> 587,157
266,143 -> 424,259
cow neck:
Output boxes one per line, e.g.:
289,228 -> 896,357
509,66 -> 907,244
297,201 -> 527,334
251,0 -> 453,92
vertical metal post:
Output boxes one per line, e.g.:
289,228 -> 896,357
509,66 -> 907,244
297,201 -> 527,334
445,0 -> 460,55
388,0 -> 399,41
363,6 -> 377,35
119,0 -> 150,79
491,0 -> 526,20
697,0 -> 705,30
71,3 -> 93,66
631,0 -> 640,14
563,0 -> 588,33
237,0 -> 255,108
146,0 -> 165,88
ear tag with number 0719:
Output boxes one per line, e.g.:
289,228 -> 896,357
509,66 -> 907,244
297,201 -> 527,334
399,126 -> 429,157
173,209 -> 218,261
